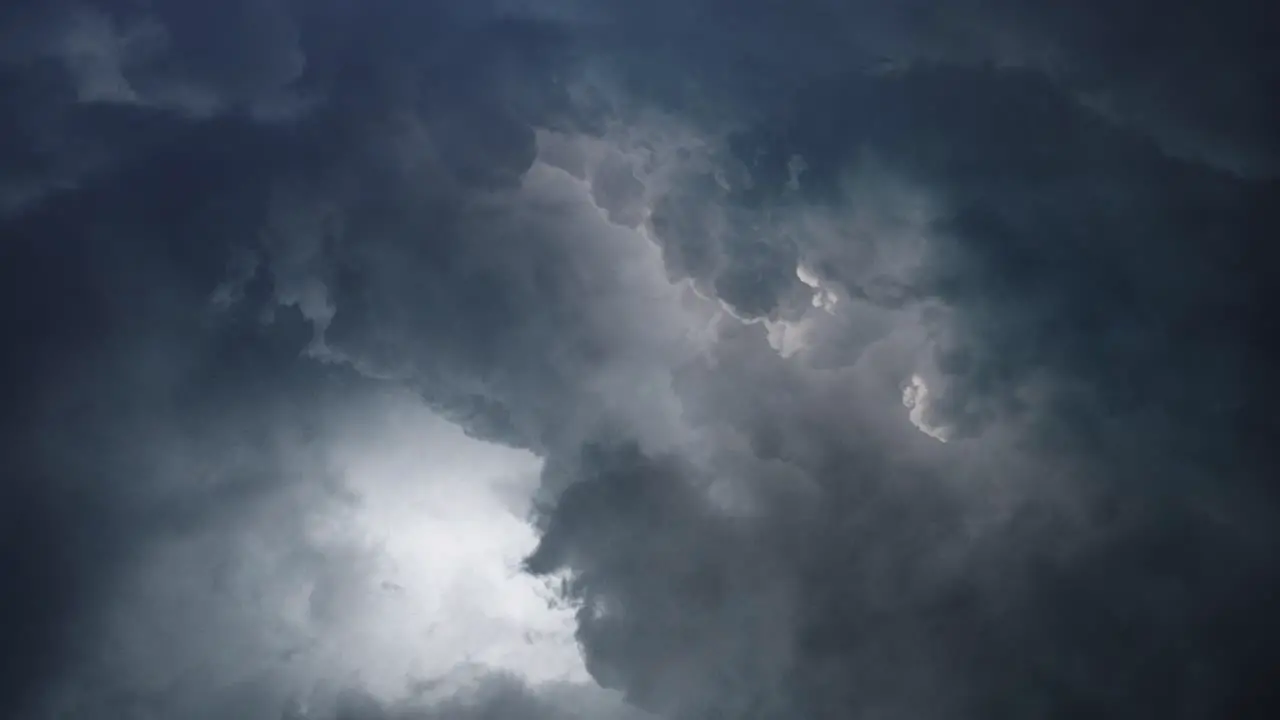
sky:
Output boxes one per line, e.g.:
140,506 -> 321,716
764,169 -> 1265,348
1,1 -> 1278,718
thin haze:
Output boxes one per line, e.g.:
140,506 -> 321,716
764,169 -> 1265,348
2,1 -> 1278,719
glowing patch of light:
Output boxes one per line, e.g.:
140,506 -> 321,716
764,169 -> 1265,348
313,397 -> 589,699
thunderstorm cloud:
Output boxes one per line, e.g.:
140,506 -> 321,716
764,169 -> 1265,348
2,1 -> 1277,719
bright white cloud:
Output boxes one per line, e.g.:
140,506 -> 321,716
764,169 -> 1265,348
902,373 -> 953,443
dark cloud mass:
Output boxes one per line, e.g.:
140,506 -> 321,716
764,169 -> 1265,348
2,1 -> 1278,718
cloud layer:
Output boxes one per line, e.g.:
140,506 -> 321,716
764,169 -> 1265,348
2,1 -> 1278,719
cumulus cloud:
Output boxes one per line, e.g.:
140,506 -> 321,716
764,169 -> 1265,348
2,1 -> 1278,719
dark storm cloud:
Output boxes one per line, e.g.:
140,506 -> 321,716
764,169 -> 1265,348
0,202 -> 337,716
2,1 -> 1278,719
699,63 -> 1279,444
513,4 -> 1280,720
1,1 -> 668,717
0,0 -> 306,214
0,2 -> 560,716
529,0 -> 1279,175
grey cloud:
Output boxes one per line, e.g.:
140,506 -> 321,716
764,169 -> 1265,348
319,674 -> 649,720
0,4 -> 680,708
513,11 -> 1280,720
2,1 -> 1279,720
0,0 -> 310,214
540,0 -> 1279,175
632,62 -> 1278,447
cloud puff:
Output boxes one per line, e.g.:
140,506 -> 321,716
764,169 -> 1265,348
902,374 -> 953,443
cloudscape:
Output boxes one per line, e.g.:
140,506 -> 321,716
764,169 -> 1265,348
2,1 -> 1278,718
